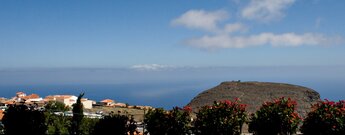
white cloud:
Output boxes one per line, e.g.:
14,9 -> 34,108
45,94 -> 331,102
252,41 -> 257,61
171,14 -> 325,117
172,1 -> 343,50
171,10 -> 228,32
185,33 -> 342,49
241,0 -> 295,22
223,23 -> 247,33
130,64 -> 173,71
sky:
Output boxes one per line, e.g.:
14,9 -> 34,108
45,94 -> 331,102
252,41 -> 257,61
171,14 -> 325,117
1,0 -> 345,68
1,0 -> 345,107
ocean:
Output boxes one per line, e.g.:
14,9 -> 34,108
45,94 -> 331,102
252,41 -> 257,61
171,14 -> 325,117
1,66 -> 345,109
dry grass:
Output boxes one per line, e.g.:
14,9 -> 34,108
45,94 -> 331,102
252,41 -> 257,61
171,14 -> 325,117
85,106 -> 146,121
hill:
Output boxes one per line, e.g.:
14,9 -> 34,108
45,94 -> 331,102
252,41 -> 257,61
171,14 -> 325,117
187,81 -> 320,117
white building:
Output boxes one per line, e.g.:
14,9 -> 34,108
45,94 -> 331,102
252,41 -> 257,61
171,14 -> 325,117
81,98 -> 93,109
44,95 -> 93,109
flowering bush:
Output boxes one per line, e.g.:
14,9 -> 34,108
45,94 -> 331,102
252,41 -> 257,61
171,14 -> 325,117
144,107 -> 192,135
301,99 -> 345,135
248,97 -> 301,135
193,98 -> 247,135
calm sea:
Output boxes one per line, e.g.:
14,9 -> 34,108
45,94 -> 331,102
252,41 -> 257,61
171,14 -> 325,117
1,66 -> 345,109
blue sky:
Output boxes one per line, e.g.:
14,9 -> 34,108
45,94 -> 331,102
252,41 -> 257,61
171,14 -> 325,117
1,0 -> 345,68
1,0 -> 345,107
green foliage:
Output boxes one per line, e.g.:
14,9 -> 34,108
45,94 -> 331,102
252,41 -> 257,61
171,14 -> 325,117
45,101 -> 70,112
79,118 -> 99,135
45,112 -> 71,135
93,112 -> 129,135
144,107 -> 192,135
144,108 -> 166,135
46,112 -> 98,135
301,99 -> 345,135
70,93 -> 85,135
193,99 -> 247,135
248,97 -> 301,135
166,107 -> 192,135
2,104 -> 47,135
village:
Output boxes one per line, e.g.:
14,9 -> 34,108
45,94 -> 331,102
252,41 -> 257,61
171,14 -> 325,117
0,92 -> 153,122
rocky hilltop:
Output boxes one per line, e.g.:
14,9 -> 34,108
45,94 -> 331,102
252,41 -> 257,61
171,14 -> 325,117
187,81 -> 320,117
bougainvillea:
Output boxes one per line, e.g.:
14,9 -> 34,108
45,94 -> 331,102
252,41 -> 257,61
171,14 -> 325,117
248,97 -> 301,135
301,99 -> 345,135
193,98 -> 247,135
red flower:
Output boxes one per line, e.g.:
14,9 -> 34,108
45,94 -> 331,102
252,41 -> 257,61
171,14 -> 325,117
329,101 -> 335,105
240,104 -> 247,111
224,100 -> 231,105
183,106 -> 192,112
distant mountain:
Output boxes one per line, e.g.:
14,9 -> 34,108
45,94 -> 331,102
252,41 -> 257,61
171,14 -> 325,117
187,81 -> 320,117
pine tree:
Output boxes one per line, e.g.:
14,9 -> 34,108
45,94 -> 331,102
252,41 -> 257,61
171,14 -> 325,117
70,93 -> 84,135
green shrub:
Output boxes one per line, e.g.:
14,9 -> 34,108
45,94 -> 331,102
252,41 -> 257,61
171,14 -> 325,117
2,104 -> 47,135
248,97 -> 301,135
45,113 -> 71,135
45,101 -> 70,112
144,107 -> 192,135
93,112 -> 129,135
80,117 -> 98,135
301,99 -> 345,135
193,98 -> 247,135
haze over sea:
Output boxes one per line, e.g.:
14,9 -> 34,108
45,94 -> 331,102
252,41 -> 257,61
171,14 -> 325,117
1,66 -> 344,109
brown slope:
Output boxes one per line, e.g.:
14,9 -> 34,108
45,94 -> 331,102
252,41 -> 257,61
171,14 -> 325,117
187,81 -> 320,117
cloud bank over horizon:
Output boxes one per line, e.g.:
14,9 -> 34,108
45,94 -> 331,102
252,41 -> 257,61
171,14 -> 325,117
130,64 -> 175,71
172,0 -> 343,50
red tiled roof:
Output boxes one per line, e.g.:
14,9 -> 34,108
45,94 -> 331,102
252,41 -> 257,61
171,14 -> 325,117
100,99 -> 114,103
22,94 -> 40,100
4,101 -> 15,105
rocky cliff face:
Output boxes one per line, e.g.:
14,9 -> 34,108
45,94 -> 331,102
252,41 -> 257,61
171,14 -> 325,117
187,81 -> 320,117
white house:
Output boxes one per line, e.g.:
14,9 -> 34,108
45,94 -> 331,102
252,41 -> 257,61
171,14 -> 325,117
23,94 -> 43,103
100,99 -> 115,106
44,95 -> 93,109
81,98 -> 93,109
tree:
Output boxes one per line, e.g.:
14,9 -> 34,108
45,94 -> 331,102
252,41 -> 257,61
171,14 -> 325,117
70,93 -> 85,135
144,108 -> 167,135
45,112 -> 71,135
166,107 -> 192,135
93,112 -> 129,135
144,107 -> 192,135
2,104 -> 47,135
45,101 -> 69,112
79,117 -> 99,135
